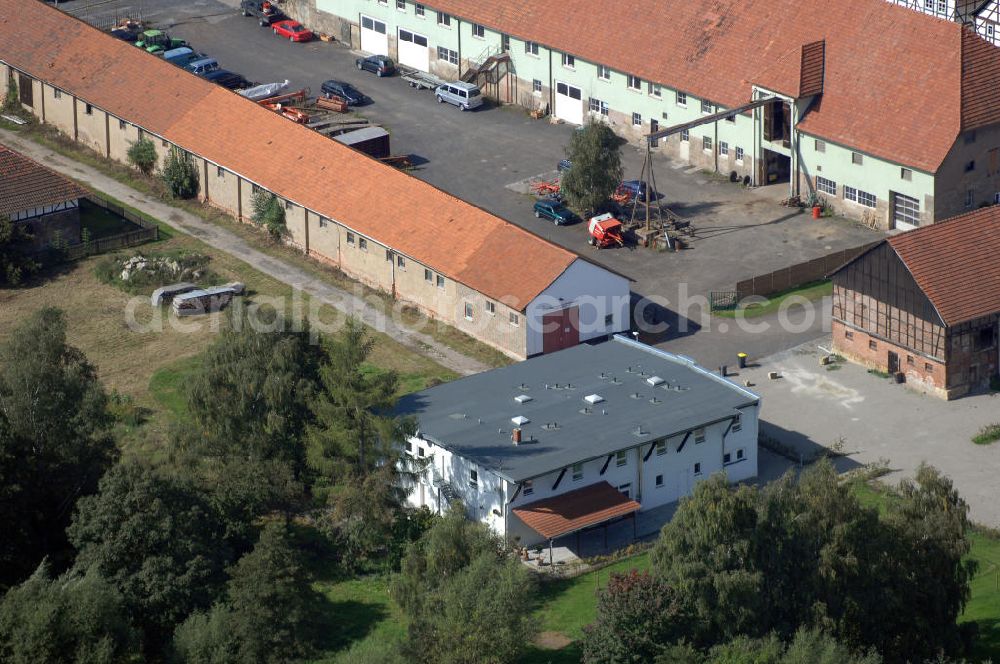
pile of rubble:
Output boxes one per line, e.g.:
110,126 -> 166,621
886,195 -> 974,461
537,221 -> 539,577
118,254 -> 205,284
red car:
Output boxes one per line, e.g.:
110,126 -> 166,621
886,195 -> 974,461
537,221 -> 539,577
272,20 -> 313,42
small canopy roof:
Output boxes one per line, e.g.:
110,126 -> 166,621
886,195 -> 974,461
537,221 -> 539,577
512,481 -> 640,540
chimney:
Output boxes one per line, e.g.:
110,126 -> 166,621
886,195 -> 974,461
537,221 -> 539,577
512,427 -> 522,445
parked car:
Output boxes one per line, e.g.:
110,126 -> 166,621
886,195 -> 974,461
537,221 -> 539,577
203,70 -> 253,90
320,80 -> 368,105
110,25 -> 142,43
356,55 -> 395,77
186,57 -> 220,76
272,20 -> 313,42
619,179 -> 649,202
533,199 -> 578,225
163,46 -> 195,65
557,158 -> 572,173
239,0 -> 285,26
434,81 -> 482,111
134,29 -> 187,54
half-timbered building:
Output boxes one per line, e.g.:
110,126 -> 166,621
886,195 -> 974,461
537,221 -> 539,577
830,207 -> 1000,398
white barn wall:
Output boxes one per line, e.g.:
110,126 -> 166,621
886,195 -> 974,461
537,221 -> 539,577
526,259 -> 631,357
406,401 -> 759,548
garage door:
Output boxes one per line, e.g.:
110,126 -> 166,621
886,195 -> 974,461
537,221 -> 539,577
397,28 -> 429,72
554,81 -> 583,125
892,192 -> 920,231
542,306 -> 580,354
360,15 -> 388,55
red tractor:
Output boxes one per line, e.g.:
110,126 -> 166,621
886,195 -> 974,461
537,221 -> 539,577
587,213 -> 625,249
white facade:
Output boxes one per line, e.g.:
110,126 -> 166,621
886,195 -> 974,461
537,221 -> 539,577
405,400 -> 759,547
525,259 -> 631,357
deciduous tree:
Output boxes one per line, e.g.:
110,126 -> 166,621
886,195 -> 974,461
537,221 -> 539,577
67,462 -> 231,651
0,307 -> 116,588
0,213 -> 39,285
126,138 -> 157,176
0,562 -> 140,664
581,571 -> 691,664
160,147 -> 199,199
172,523 -> 314,664
560,119 -> 623,215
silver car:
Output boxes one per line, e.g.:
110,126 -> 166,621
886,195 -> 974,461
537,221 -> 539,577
434,81 -> 483,111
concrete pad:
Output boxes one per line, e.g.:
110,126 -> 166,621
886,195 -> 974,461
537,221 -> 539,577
742,337 -> 1000,525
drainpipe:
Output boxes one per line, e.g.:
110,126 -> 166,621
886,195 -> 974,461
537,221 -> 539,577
636,445 -> 643,502
456,18 -> 462,77
304,209 -> 310,256
714,119 -> 719,173
548,47 -> 553,117
40,82 -> 46,124
105,113 -> 111,158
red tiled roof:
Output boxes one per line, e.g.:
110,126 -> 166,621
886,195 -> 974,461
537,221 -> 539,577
961,28 -> 1000,130
0,1 -> 579,311
0,144 -> 88,216
887,206 -> 1000,326
512,481 -> 641,540
425,0 -> 1000,172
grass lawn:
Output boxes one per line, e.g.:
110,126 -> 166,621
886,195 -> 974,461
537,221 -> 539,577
0,194 -> 457,461
4,120 -> 512,371
80,199 -> 139,239
713,280 -> 832,319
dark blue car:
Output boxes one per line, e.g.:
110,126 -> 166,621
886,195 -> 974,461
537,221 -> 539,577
620,179 -> 650,201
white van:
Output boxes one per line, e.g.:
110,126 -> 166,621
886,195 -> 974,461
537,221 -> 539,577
434,81 -> 482,111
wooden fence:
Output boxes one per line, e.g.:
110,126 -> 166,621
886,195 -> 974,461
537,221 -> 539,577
734,241 -> 879,299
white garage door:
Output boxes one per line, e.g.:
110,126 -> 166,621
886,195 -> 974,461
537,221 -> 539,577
360,15 -> 388,55
554,81 -> 583,125
398,28 -> 429,72
892,192 -> 920,231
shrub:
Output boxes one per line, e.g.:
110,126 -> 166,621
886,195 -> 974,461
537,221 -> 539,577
251,190 -> 287,240
2,77 -> 18,113
972,423 -> 1000,445
126,137 -> 158,175
160,147 -> 200,199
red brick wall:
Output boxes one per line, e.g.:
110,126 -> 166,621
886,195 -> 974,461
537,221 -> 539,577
832,319 -> 950,399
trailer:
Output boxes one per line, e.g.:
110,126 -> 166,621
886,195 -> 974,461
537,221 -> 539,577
398,65 -> 447,91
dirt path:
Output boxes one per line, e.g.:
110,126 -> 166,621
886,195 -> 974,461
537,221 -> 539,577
0,128 -> 491,376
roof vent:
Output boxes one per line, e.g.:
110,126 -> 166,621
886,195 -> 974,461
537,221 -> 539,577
646,375 -> 665,386
633,424 -> 647,436
584,394 -> 604,404
514,394 -> 532,404
511,415 -> 530,426
448,413 -> 467,420
630,392 -> 643,399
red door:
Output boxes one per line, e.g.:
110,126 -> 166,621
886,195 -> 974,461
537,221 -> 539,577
542,306 -> 580,354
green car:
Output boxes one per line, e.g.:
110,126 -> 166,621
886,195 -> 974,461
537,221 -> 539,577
134,30 -> 187,55
533,198 -> 579,225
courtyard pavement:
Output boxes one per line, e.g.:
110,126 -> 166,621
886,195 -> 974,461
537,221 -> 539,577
742,337 -> 1000,526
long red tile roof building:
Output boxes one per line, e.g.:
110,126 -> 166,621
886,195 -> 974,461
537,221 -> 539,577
0,0 -> 580,311
416,0 -> 1000,172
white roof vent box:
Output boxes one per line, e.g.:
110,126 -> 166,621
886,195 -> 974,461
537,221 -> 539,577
514,394 -> 533,404
511,415 -> 530,426
646,375 -> 665,386
584,394 -> 604,405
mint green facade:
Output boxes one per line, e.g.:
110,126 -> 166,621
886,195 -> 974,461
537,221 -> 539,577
307,0 -> 975,230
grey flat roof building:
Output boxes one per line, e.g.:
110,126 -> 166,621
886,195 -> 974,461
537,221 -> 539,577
397,335 -> 760,483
